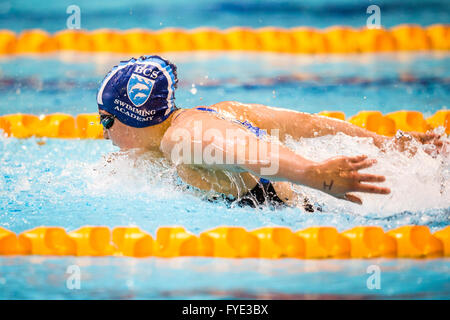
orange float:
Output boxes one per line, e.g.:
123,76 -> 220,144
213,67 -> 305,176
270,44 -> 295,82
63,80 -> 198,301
317,111 -> 346,121
53,29 -> 93,51
342,226 -> 396,258
290,27 -> 328,54
15,29 -> 56,53
296,227 -> 350,258
251,227 -> 305,258
324,26 -> 359,53
387,226 -> 443,258
0,117 -> 11,137
348,111 -> 397,136
433,226 -> 450,256
123,29 -> 161,54
426,24 -> 450,51
257,27 -> 294,53
0,227 -> 29,255
200,226 -> 259,258
18,227 -> 75,256
390,24 -> 431,51
357,28 -> 396,52
386,110 -> 431,133
112,227 -> 153,257
224,27 -> 262,51
0,30 -> 17,54
68,226 -> 115,256
426,110 -> 450,135
75,114 -> 103,139
36,113 -> 76,138
1,114 -> 40,138
190,28 -> 227,51
156,28 -> 194,52
154,226 -> 200,257
89,29 -> 127,53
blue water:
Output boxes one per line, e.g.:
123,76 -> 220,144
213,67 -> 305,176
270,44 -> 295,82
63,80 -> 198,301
0,0 -> 449,32
1,258 -> 449,299
0,52 -> 449,299
0,53 -> 449,117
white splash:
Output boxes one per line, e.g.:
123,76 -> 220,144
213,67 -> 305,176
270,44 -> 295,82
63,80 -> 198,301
83,149 -> 186,201
284,129 -> 450,216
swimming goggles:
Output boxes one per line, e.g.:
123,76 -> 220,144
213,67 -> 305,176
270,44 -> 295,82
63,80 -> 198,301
99,114 -> 116,129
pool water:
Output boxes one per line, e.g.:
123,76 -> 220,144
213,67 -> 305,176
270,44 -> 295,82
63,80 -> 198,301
1,0 -> 449,32
0,52 -> 449,299
1,52 -> 449,116
1,257 -> 449,299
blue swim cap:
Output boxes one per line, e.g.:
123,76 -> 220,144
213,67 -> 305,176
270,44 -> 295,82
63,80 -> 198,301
97,55 -> 178,128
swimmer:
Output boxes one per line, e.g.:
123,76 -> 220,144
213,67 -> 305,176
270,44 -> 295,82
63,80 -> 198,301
97,55 -> 445,209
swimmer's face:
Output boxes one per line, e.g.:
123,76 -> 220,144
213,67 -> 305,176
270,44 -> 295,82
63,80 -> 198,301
99,110 -> 139,149
99,110 -> 164,150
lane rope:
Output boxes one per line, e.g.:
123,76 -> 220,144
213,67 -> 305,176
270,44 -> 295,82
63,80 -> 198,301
0,110 -> 448,139
0,225 -> 448,258
0,24 -> 448,55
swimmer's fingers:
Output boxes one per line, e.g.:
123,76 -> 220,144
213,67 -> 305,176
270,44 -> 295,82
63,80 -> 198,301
348,154 -> 368,163
356,173 -> 386,183
350,158 -> 377,171
343,193 -> 363,205
355,183 -> 391,195
339,184 -> 389,205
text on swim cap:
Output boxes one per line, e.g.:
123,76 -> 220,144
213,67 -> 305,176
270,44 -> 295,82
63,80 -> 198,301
114,99 -> 157,116
114,106 -> 154,122
134,66 -> 159,79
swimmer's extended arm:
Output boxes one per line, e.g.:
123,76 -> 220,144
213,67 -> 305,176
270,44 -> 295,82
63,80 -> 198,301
211,101 -> 442,151
161,114 -> 390,204
281,112 -> 444,153
210,101 -> 388,147
261,105 -> 390,147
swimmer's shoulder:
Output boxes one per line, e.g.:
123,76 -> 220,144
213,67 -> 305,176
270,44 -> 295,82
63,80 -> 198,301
170,101 -> 270,127
210,101 -> 249,112
210,101 -> 277,117
209,101 -> 277,128
170,106 -> 210,125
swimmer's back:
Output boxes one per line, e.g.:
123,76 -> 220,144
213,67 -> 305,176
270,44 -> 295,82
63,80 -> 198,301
194,101 -> 313,142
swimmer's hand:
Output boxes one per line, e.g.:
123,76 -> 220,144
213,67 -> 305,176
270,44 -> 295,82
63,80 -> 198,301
308,155 -> 391,205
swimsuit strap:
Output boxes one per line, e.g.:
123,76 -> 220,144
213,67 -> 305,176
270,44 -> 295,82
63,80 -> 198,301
194,107 -> 267,137
171,108 -> 185,122
172,107 -> 217,122
196,107 -> 218,113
